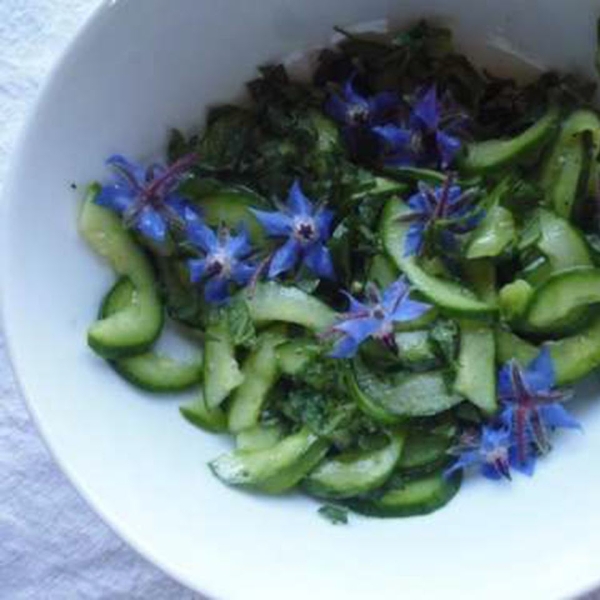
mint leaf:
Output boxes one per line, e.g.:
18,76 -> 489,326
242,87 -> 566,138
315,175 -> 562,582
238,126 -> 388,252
318,504 -> 349,525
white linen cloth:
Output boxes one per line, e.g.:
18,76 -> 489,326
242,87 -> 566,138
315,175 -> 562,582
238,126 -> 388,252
0,1 -> 199,597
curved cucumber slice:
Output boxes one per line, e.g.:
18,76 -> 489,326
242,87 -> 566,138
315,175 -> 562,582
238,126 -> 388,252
243,283 -> 336,330
398,430 -> 453,474
454,320 -> 497,414
537,209 -> 592,273
347,471 -> 462,518
101,278 -> 202,392
548,314 -> 600,385
303,431 -> 406,499
180,391 -> 227,433
204,310 -> 244,408
228,329 -> 288,433
349,358 -> 463,421
524,267 -> 600,333
80,186 -> 163,358
495,328 -> 538,366
466,203 -> 515,259
381,200 -> 495,316
209,427 -> 328,494
236,425 -> 283,451
195,191 -> 266,243
461,106 -> 559,173
541,110 -> 600,219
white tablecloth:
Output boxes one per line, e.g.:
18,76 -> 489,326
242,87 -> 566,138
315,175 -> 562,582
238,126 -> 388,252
0,1 -> 198,597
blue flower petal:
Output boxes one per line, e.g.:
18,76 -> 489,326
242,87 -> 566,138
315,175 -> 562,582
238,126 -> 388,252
436,130 -> 462,168
372,124 -> 412,150
204,277 -> 229,304
95,184 -> 135,214
497,362 -> 515,400
250,209 -> 293,237
225,225 -> 253,259
539,404 -> 581,431
406,191 -> 430,214
231,261 -> 256,286
287,180 -> 313,216
325,93 -> 350,124
381,278 -> 410,310
341,291 -> 370,315
509,446 -> 536,477
343,77 -> 369,109
525,348 -> 556,394
368,91 -> 400,121
188,258 -> 207,283
315,208 -> 334,241
329,334 -> 361,359
137,206 -> 167,243
403,222 -> 425,257
268,238 -> 301,278
412,85 -> 439,130
303,243 -> 335,280
106,154 -> 145,191
184,207 -> 218,252
334,317 -> 381,343
480,463 -> 506,480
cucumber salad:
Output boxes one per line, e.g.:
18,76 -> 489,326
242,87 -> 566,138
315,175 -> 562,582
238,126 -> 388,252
80,21 -> 600,520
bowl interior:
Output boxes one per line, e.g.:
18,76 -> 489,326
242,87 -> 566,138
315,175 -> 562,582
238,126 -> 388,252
4,0 -> 600,598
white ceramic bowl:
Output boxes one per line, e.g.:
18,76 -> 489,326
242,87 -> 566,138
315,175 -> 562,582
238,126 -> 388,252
4,1 -> 600,598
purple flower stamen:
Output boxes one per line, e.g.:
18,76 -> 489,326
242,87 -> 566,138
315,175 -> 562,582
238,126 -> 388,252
95,152 -> 198,244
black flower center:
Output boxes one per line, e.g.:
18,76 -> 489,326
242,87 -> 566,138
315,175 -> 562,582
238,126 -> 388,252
294,218 -> 317,243
347,103 -> 370,125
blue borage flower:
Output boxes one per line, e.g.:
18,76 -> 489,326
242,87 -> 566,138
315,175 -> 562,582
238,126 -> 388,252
251,180 -> 335,280
372,85 -> 466,168
445,426 -> 513,481
325,74 -> 399,129
497,348 -> 581,476
184,207 -> 256,304
446,349 -> 581,482
398,176 -> 483,257
328,277 -> 431,358
95,153 -> 197,244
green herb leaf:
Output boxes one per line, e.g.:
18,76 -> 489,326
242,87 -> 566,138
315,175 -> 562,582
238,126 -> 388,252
318,504 -> 349,525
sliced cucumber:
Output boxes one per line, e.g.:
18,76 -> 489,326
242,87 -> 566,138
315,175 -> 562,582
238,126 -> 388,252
454,320 -> 497,414
367,254 -> 399,289
203,310 -> 244,408
495,328 -> 538,366
194,191 -> 266,243
398,430 -> 452,474
236,424 -> 283,451
541,110 -> 600,219
381,200 -> 495,316
461,106 -> 559,173
304,431 -> 406,499
524,267 -> 600,333
347,471 -> 462,518
180,391 -> 227,433
100,278 -> 203,392
394,330 -> 440,371
276,339 -> 321,376
80,186 -> 163,358
467,203 -> 515,259
349,358 -> 463,421
209,427 -> 328,494
243,283 -> 336,331
228,329 -> 288,433
531,209 -> 593,284
499,280 -> 533,323
548,314 -> 600,385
